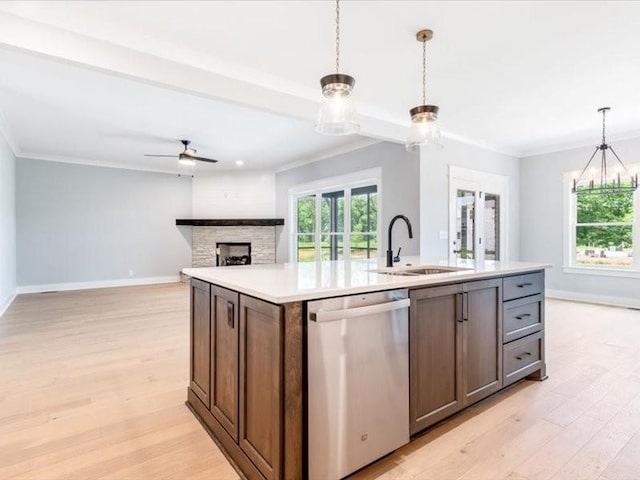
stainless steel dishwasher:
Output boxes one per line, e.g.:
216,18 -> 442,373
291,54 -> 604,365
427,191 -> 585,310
307,289 -> 410,480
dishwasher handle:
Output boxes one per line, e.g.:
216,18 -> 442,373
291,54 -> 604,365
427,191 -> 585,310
309,298 -> 410,323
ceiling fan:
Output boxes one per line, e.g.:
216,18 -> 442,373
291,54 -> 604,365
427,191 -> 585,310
144,140 -> 219,166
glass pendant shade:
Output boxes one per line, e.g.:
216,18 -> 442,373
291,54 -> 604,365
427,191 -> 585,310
315,74 -> 359,135
406,105 -> 443,151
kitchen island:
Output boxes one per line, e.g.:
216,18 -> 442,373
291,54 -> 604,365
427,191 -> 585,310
183,257 -> 550,480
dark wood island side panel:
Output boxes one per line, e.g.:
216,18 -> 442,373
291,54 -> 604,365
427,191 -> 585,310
187,280 -> 303,480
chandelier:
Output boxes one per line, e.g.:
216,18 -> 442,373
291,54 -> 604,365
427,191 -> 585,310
572,107 -> 638,194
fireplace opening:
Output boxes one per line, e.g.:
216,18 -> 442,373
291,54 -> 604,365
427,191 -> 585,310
216,242 -> 252,266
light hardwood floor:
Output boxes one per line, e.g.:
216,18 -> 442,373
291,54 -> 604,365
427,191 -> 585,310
1,284 -> 639,480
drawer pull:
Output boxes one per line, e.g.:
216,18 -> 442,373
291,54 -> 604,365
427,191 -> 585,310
517,282 -> 533,288
515,313 -> 532,320
515,352 -> 532,361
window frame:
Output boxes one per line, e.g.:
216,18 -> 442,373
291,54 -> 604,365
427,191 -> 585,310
288,168 -> 382,263
563,168 -> 640,277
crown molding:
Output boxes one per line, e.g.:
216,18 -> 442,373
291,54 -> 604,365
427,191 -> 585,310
0,107 -> 21,156
275,138 -> 383,173
519,129 -> 640,158
16,152 -> 192,176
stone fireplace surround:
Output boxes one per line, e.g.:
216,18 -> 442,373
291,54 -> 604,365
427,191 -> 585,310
176,219 -> 283,268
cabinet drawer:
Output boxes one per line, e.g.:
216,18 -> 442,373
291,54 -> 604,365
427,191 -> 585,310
503,332 -> 543,386
503,295 -> 543,343
503,272 -> 544,301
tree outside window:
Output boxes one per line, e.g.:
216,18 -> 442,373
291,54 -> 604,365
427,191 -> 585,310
573,183 -> 635,268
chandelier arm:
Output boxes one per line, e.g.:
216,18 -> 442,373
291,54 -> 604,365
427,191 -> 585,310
575,147 -> 600,184
608,147 -> 633,175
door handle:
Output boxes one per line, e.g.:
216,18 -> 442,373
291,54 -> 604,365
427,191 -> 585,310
310,298 -> 410,323
226,301 -> 234,328
456,293 -> 463,323
463,292 -> 469,321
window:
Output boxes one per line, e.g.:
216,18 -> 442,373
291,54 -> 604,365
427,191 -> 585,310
566,173 -> 639,273
291,172 -> 380,262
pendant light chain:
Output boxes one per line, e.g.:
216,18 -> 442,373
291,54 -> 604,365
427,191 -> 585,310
335,0 -> 340,73
422,37 -> 427,105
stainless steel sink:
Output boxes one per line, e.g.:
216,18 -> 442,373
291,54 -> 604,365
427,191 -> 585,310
373,265 -> 469,276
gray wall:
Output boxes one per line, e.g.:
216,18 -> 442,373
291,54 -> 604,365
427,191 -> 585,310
521,137 -> 640,303
275,142 -> 420,262
17,159 -> 192,287
420,139 -> 521,260
0,133 -> 16,310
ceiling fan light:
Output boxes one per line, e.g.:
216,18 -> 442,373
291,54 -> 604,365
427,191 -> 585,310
184,148 -> 196,156
315,74 -> 359,135
406,104 -> 443,151
178,157 -> 196,167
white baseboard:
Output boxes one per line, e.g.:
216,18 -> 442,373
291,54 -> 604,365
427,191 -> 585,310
0,290 -> 17,318
16,275 -> 181,294
546,289 -> 640,309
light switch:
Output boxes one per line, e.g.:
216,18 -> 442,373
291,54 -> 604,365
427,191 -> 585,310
439,230 -> 448,240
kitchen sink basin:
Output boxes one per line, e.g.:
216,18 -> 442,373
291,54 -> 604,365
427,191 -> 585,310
373,265 -> 469,276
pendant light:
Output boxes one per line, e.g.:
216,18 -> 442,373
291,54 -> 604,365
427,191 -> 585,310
572,107 -> 638,194
315,0 -> 359,135
406,29 -> 443,151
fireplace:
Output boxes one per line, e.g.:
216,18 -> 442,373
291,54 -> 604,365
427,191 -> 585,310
216,242 -> 252,266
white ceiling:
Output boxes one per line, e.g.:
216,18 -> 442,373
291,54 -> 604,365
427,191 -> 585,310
0,0 -> 639,168
0,47 -> 368,173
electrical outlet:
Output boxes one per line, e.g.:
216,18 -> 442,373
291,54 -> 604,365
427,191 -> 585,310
128,270 -> 134,277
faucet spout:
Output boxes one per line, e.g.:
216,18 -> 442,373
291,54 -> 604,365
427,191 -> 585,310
386,214 -> 414,267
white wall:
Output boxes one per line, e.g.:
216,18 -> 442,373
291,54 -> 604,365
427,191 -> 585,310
521,136 -> 640,306
420,139 -> 521,260
192,171 -> 276,218
16,158 -> 192,291
275,142 -> 420,263
0,132 -> 16,315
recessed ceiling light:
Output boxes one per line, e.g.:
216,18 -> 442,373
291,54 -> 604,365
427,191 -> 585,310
235,160 -> 244,166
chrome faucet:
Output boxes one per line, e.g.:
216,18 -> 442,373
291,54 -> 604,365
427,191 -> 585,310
386,215 -> 414,267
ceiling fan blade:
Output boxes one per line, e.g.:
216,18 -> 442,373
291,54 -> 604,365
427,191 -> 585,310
144,154 -> 178,158
187,155 -> 218,163
182,154 -> 219,163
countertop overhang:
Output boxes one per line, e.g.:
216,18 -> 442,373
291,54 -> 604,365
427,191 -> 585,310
182,257 -> 552,304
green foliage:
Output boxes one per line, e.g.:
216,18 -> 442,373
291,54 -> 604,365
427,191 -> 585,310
575,187 -> 634,248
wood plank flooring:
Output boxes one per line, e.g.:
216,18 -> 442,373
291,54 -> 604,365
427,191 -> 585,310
1,284 -> 639,479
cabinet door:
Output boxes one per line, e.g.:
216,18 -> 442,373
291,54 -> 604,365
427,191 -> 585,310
211,286 -> 239,442
462,278 -> 503,405
410,284 -> 464,435
190,278 -> 211,408
239,295 -> 283,480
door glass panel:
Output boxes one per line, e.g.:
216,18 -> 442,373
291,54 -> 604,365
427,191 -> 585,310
455,190 -> 475,259
484,193 -> 500,260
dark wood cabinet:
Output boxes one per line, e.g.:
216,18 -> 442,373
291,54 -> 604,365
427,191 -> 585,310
410,283 -> 464,435
462,279 -> 503,405
239,294 -> 283,480
211,286 -> 239,441
410,278 -> 502,434
190,278 -> 211,408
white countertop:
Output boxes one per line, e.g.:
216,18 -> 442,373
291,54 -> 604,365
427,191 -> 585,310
182,257 -> 551,304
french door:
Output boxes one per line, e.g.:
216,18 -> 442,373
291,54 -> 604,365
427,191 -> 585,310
449,167 -> 508,263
